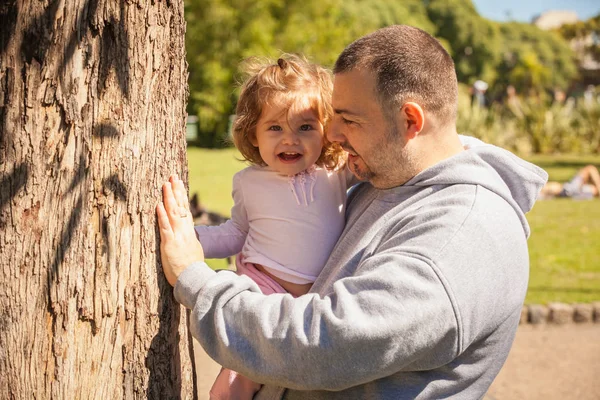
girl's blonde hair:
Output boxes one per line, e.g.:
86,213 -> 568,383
232,54 -> 345,170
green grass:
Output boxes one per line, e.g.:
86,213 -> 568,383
525,154 -> 600,183
526,199 -> 600,304
187,146 -> 600,304
187,147 -> 246,271
523,155 -> 600,303
187,147 -> 245,216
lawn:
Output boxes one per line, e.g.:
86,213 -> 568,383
187,146 -> 600,304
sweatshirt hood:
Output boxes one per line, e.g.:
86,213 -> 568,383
402,144 -> 548,238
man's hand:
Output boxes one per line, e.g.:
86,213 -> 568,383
156,175 -> 204,286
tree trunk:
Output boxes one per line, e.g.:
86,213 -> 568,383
0,0 -> 196,398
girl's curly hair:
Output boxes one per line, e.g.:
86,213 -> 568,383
232,54 -> 345,170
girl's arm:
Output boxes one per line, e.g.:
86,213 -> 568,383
195,173 -> 248,259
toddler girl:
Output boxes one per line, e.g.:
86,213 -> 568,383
194,55 -> 354,399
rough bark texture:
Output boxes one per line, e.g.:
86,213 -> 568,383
0,0 -> 196,398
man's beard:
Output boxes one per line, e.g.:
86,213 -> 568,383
348,154 -> 374,182
342,134 -> 410,188
341,143 -> 375,182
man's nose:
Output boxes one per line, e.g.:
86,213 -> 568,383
327,118 -> 344,143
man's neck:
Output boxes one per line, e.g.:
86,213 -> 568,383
415,125 -> 463,169
391,128 -> 463,187
371,127 -> 463,190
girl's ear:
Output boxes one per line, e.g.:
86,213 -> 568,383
249,133 -> 258,147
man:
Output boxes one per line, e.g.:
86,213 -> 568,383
157,25 -> 548,399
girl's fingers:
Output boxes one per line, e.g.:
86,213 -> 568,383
156,202 -> 174,240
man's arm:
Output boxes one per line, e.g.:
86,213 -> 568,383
175,250 -> 459,391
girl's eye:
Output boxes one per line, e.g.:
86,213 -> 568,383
299,124 -> 314,131
268,125 -> 282,131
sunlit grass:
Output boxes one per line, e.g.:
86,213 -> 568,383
187,146 -> 600,303
187,146 -> 245,270
187,147 -> 245,216
526,199 -> 600,304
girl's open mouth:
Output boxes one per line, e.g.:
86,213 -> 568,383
278,152 -> 303,163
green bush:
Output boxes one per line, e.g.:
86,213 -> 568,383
457,89 -> 600,155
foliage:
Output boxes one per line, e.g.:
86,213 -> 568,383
185,0 -> 357,147
342,0 -> 436,41
185,0 -> 581,148
185,0 -> 280,147
494,22 -> 579,97
555,14 -> 600,64
457,88 -> 600,155
456,83 -> 522,150
273,0 -> 357,68
187,147 -> 600,304
426,0 -> 502,84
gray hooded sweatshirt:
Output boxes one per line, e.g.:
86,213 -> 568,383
175,144 -> 548,399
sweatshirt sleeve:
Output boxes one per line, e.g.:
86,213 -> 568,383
174,244 -> 459,391
194,172 -> 248,259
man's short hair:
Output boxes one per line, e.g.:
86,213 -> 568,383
334,25 -> 458,126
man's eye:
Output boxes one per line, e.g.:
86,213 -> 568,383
268,125 -> 282,131
299,124 -> 314,131
342,118 -> 354,125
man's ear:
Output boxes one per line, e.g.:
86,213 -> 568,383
401,102 -> 425,139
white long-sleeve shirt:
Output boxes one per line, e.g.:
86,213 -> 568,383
195,165 -> 351,284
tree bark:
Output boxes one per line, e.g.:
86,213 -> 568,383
0,0 -> 196,398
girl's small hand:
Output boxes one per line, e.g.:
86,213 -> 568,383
156,175 -> 204,286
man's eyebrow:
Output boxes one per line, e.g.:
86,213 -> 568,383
333,108 -> 360,117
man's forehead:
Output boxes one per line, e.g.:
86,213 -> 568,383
332,69 -> 376,113
334,69 -> 376,91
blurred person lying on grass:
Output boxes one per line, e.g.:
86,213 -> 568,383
540,165 -> 600,199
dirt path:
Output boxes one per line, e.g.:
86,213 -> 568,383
485,323 -> 600,400
193,341 -> 221,399
193,324 -> 600,399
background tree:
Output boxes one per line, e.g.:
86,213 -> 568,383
0,1 -> 195,398
495,22 -> 578,97
426,0 -> 502,85
185,0 -> 438,147
556,14 -> 600,64
185,0 -> 281,147
184,0 -> 583,151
